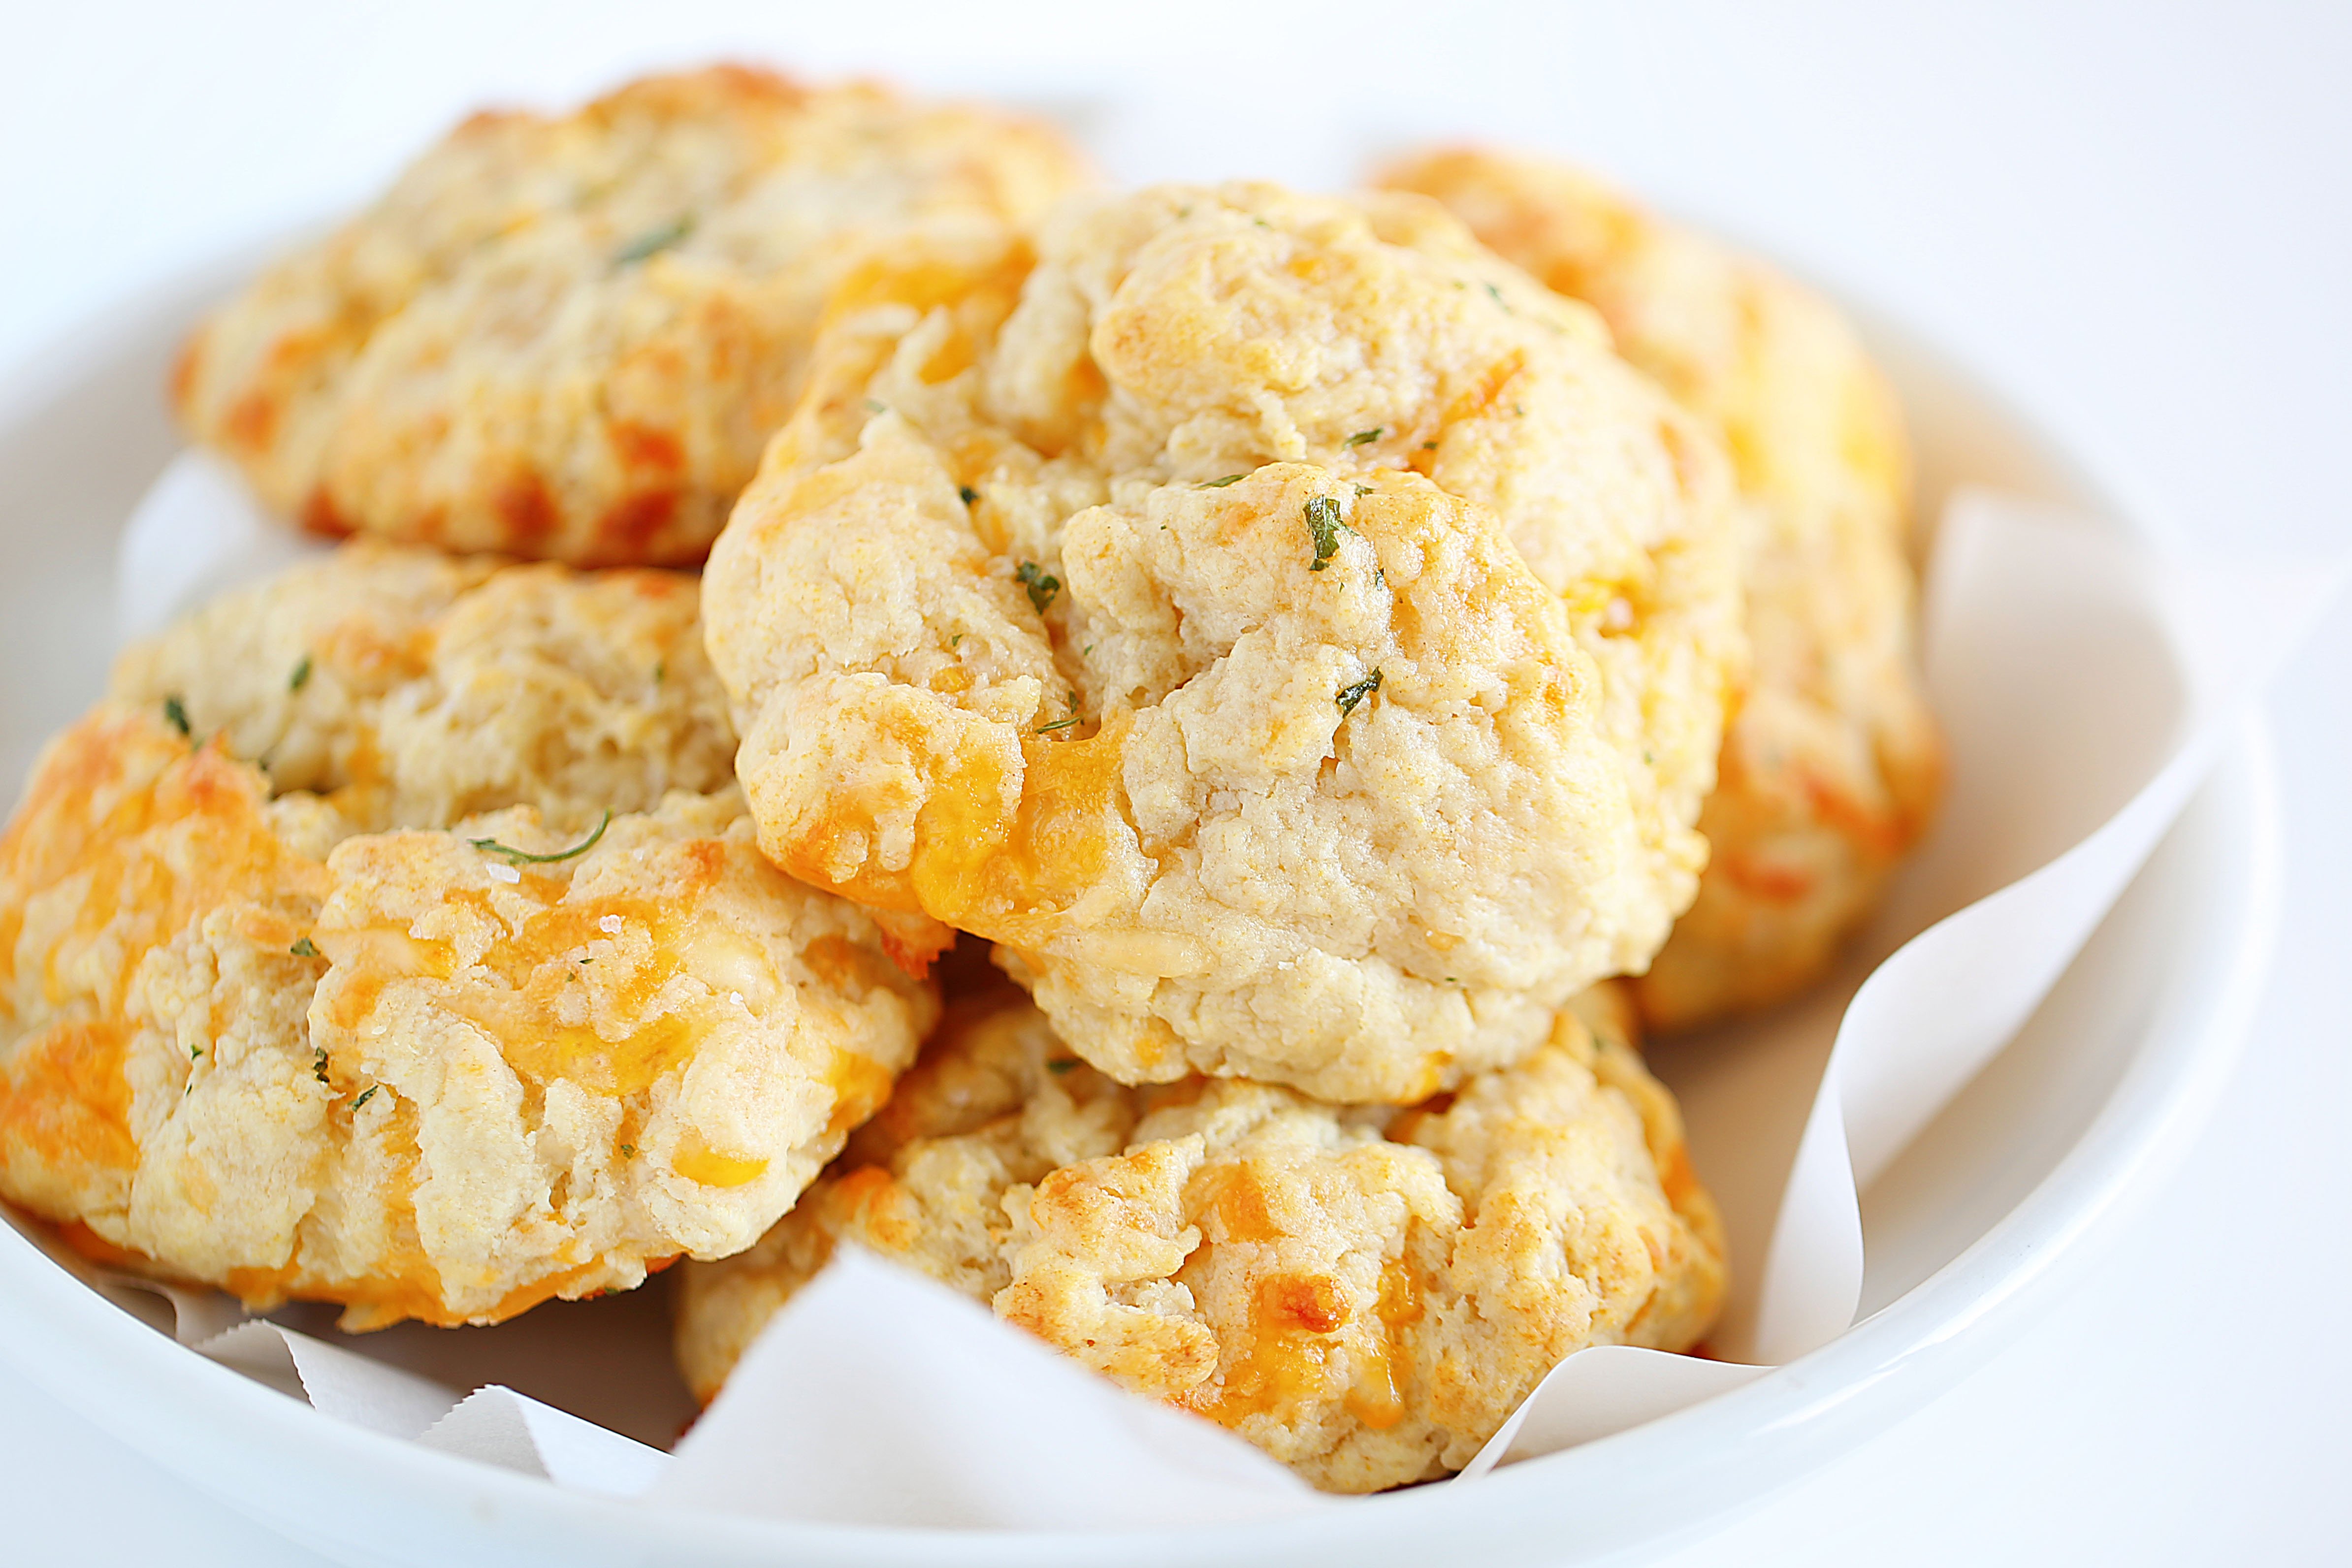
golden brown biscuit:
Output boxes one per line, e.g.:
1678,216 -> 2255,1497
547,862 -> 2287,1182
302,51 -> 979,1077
173,65 -> 1090,566
674,986 -> 1721,1493
1378,150 -> 1942,1029
704,183 -> 1743,1101
109,542 -> 734,834
0,557 -> 939,1329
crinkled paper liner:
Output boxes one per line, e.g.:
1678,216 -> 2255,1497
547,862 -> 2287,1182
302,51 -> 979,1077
16,452 -> 2342,1528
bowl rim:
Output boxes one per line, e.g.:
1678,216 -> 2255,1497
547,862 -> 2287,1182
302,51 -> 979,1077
0,240 -> 2286,1568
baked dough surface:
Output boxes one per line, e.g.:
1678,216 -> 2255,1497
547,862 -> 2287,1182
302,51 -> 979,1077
706,182 -> 1743,1099
675,986 -> 1722,1493
0,555 -> 937,1327
174,66 -> 1089,565
1380,150 -> 1942,1029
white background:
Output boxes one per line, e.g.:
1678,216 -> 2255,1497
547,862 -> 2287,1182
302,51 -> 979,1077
1,2 -> 2347,1562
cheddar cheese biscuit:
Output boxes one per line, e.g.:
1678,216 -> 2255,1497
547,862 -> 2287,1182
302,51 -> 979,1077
675,987 -> 1722,1493
173,65 -> 1089,565
1379,150 -> 1942,1028
0,557 -> 937,1327
704,183 -> 1743,1100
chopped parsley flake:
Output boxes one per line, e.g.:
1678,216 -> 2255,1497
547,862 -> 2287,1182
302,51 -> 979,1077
289,654 -> 313,693
313,1049 -> 330,1085
1421,440 -> 1438,451
1016,560 -> 1061,615
652,660 -> 665,685
949,633 -> 964,649
1484,281 -> 1513,313
1200,473 -> 1249,488
351,1087 -> 378,1110
470,808 -> 612,865
865,397 -> 886,414
619,1144 -> 637,1158
1046,1058 -> 1079,1074
1345,427 -> 1383,448
613,215 -> 693,266
189,1044 -> 204,1060
959,486 -> 980,506
162,695 -> 192,738
290,937 -> 320,958
1035,716 -> 1081,734
1304,496 -> 1346,571
1335,667 -> 1384,718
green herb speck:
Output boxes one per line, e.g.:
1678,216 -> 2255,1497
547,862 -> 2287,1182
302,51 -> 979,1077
471,808 -> 612,865
1304,496 -> 1346,572
619,1144 -> 637,1158
959,486 -> 980,506
190,1044 -> 204,1060
290,937 -> 320,959
1016,560 -> 1061,615
289,654 -> 313,693
613,215 -> 693,266
1335,667 -> 1384,718
1484,280 -> 1514,313
313,1049 -> 330,1085
1035,716 -> 1081,734
1200,473 -> 1248,488
652,660 -> 665,685
351,1087 -> 378,1110
865,397 -> 886,414
162,695 -> 191,738
1345,427 -> 1383,448
949,633 -> 964,649
1046,1058 -> 1079,1074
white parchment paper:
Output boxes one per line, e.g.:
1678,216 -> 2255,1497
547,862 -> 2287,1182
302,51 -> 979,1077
70,454 -> 2342,1527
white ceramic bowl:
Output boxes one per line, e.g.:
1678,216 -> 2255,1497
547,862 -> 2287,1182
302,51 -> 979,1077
0,251 -> 2280,1568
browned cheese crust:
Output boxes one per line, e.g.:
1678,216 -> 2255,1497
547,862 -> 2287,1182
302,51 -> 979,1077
675,985 -> 1723,1493
172,65 -> 1090,566
0,551 -> 939,1327
1380,150 -> 1943,1030
704,182 -> 1744,1101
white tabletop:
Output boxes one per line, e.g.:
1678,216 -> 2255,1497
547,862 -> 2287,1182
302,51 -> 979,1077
3,3 -> 2347,1562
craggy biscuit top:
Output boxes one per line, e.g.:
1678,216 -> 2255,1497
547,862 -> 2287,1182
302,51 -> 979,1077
1381,150 -> 1942,1028
674,986 -> 1722,1493
109,542 -> 735,835
0,557 -> 939,1327
172,65 -> 1091,566
705,182 -> 1744,1101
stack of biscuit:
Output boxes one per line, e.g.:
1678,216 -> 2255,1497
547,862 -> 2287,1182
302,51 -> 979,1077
0,68 -> 1938,1494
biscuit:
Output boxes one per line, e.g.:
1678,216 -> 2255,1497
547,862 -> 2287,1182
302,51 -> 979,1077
1378,150 -> 1943,1029
109,541 -> 734,834
674,986 -> 1722,1493
172,65 -> 1090,566
0,558 -> 938,1328
704,183 -> 1743,1101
